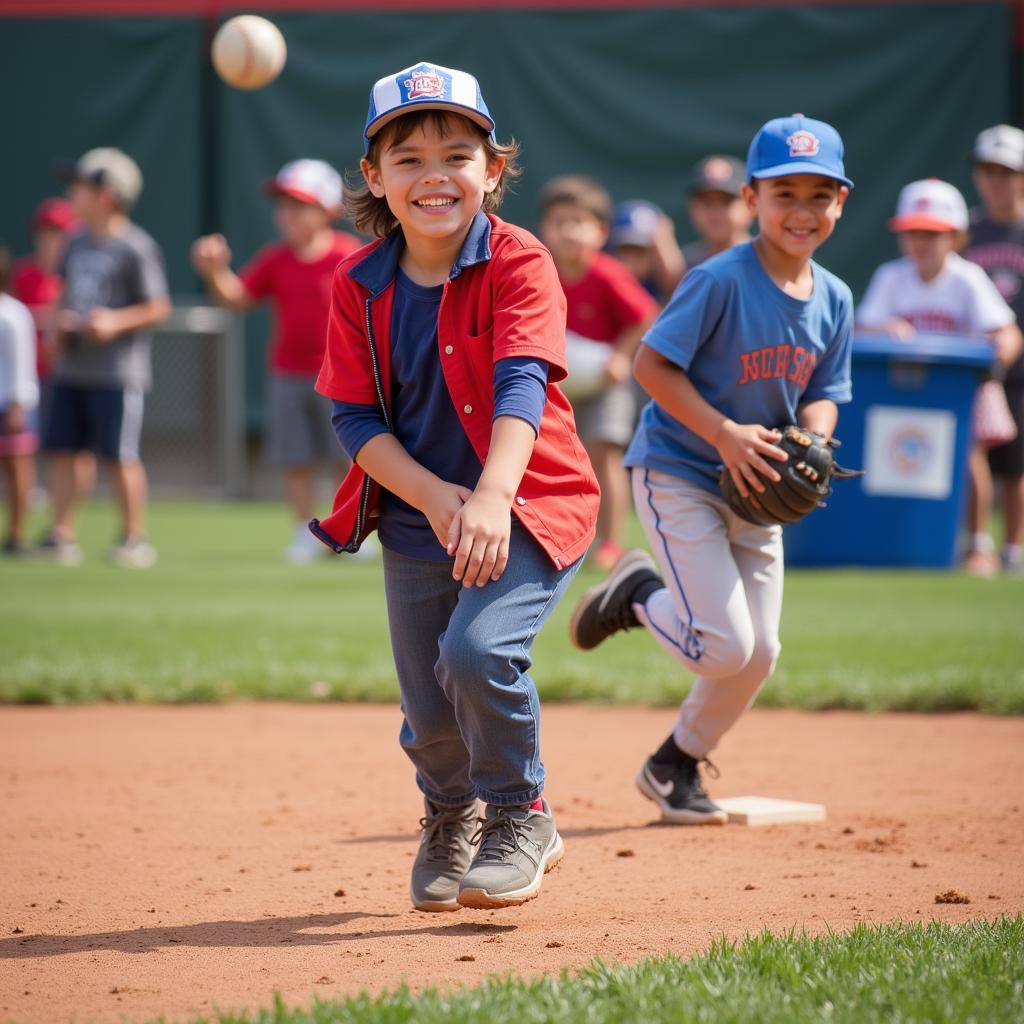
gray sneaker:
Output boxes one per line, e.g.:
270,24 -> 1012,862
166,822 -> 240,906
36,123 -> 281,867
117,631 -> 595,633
457,800 -> 564,909
410,799 -> 478,913
109,536 -> 158,569
34,533 -> 83,567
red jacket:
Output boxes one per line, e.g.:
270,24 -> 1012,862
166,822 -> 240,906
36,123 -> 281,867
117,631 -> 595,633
311,213 -> 599,570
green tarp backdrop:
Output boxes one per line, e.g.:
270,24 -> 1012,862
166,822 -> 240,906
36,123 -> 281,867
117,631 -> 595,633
1,2 -> 1018,426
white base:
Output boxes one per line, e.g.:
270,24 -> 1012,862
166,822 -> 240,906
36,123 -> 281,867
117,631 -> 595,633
715,796 -> 826,826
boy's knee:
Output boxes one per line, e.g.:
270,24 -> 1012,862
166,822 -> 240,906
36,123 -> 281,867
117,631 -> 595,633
434,622 -> 528,696
435,626 -> 502,693
742,641 -> 782,684
700,630 -> 755,678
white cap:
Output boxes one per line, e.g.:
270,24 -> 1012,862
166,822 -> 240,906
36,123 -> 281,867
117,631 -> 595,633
265,159 -> 342,213
70,147 -> 143,209
973,124 -> 1024,172
888,178 -> 969,233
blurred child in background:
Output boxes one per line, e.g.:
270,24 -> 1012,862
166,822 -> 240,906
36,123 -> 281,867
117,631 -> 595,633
0,246 -> 40,555
40,148 -> 170,568
607,200 -> 684,305
857,178 -> 1022,576
539,176 -> 657,569
967,125 -> 1024,575
682,155 -> 753,272
192,160 -> 361,563
12,198 -> 96,505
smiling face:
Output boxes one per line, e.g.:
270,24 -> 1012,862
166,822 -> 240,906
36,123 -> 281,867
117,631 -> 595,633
360,113 -> 503,247
743,175 -> 848,262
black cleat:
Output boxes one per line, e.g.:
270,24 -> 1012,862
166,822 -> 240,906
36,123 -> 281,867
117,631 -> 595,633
636,755 -> 728,825
568,548 -> 663,651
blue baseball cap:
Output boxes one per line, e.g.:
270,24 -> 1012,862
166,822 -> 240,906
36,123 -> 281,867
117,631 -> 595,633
609,200 -> 663,248
746,114 -> 854,189
364,62 -> 495,152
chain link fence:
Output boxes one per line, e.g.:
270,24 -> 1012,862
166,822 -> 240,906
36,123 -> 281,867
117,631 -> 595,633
145,300 -> 246,498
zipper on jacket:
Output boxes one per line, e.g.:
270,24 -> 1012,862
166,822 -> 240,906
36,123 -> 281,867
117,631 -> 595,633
340,294 -> 392,551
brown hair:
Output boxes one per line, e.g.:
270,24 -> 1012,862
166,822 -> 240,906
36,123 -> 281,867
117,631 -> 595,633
0,246 -> 11,294
345,110 -> 521,238
538,175 -> 613,226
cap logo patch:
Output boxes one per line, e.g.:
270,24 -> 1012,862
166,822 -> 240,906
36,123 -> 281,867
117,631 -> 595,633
704,157 -> 733,182
912,197 -> 933,211
787,130 -> 820,158
403,70 -> 445,100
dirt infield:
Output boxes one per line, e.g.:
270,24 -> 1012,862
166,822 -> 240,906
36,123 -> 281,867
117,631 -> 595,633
2,704 -> 1022,1024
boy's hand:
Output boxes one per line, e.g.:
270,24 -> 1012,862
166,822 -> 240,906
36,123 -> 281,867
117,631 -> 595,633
191,234 -> 232,277
604,349 -> 633,385
447,487 -> 512,588
884,317 -> 915,341
420,478 -> 474,552
83,307 -> 121,343
713,419 -> 787,500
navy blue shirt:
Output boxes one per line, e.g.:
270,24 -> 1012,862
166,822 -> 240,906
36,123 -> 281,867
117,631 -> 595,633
332,261 -> 548,561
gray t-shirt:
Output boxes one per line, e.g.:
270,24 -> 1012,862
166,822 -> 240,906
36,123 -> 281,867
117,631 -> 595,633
967,208 -> 1024,382
56,223 -> 168,390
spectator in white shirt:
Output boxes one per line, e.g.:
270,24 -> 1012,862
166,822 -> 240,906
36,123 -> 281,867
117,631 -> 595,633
858,178 -> 1023,576
0,246 -> 41,555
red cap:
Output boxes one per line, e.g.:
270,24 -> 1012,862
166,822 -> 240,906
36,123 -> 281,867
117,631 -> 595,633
33,198 -> 79,233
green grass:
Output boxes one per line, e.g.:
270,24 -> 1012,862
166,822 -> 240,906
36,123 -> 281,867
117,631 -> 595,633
166,917 -> 1024,1024
2,501 -> 1022,711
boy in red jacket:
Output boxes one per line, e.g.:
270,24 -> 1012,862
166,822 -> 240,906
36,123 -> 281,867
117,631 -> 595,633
312,62 -> 598,912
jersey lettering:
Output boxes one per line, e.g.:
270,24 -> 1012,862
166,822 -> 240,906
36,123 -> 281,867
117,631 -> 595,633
737,343 -> 817,388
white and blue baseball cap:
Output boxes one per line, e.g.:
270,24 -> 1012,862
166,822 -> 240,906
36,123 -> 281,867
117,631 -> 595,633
609,200 -> 663,248
364,62 -> 495,150
746,114 -> 854,189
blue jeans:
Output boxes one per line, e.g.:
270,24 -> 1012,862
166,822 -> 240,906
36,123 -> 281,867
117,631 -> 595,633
381,524 -> 581,808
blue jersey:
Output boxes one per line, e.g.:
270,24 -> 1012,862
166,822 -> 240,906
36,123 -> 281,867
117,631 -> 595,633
625,241 -> 853,493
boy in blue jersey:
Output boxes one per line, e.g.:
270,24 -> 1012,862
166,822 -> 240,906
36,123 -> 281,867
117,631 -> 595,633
570,115 -> 854,824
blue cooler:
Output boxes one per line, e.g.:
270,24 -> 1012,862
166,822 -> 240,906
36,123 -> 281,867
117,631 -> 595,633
784,333 -> 994,568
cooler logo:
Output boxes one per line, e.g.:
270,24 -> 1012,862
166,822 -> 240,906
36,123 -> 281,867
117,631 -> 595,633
403,70 -> 446,101
787,130 -> 820,158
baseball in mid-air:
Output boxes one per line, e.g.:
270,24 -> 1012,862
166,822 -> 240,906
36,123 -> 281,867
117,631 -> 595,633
211,15 -> 287,90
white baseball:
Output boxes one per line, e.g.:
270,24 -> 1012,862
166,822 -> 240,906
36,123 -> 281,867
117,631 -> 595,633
211,15 -> 287,91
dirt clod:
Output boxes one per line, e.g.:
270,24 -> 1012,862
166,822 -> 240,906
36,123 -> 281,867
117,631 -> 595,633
616,849 -> 635,858
456,955 -> 475,962
744,884 -> 757,891
546,940 -> 563,948
333,889 -> 346,897
935,889 -> 970,905
910,860 -> 927,868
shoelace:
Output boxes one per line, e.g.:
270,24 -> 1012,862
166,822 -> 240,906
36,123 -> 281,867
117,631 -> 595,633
470,810 -> 529,863
419,805 -> 473,863
596,592 -> 639,636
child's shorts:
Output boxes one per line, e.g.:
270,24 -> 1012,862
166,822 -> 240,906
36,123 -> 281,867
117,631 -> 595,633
0,406 -> 38,457
988,380 -> 1024,477
265,372 -> 340,467
43,381 -> 144,461
573,381 -> 636,448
